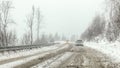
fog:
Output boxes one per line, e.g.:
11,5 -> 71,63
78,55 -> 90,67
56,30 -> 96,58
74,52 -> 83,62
9,0 -> 104,38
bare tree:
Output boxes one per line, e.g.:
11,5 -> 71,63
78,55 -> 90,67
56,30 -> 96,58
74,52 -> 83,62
26,6 -> 35,45
70,35 -> 76,41
0,1 -> 14,46
40,34 -> 48,44
61,35 -> 67,41
36,8 -> 41,41
7,30 -> 17,46
0,13 -> 3,46
48,34 -> 54,42
21,32 -> 30,45
54,33 -> 60,41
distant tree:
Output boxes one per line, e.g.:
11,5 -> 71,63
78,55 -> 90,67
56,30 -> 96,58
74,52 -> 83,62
61,35 -> 67,41
81,15 -> 105,41
7,30 -> 17,46
40,34 -> 48,43
70,35 -> 76,41
48,34 -> 54,42
54,33 -> 60,41
36,7 -> 41,41
26,6 -> 35,45
21,32 -> 30,45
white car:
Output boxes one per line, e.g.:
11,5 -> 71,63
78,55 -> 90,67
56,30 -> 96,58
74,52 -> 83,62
75,40 -> 83,46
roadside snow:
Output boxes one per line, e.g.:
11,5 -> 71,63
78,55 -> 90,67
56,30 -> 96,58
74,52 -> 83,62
0,44 -> 62,62
0,43 -> 69,68
0,51 -> 52,68
84,41 -> 120,63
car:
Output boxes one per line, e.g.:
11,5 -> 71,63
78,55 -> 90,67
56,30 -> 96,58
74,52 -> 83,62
75,40 -> 83,46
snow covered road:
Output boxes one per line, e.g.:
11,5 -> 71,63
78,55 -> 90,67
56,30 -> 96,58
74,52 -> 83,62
0,43 -> 119,68
31,44 -> 120,68
0,44 -> 71,68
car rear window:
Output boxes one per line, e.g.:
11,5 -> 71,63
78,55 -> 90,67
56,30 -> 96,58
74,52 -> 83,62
76,40 -> 82,43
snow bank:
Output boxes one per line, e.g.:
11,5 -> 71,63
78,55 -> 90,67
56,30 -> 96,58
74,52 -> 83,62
0,44 -> 69,68
0,44 -> 62,63
84,41 -> 120,63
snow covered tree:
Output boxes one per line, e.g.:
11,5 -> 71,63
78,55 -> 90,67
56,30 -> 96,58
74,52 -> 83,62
105,0 -> 120,42
81,15 -> 105,41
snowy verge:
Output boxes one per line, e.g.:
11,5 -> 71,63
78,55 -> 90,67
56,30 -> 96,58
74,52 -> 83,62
0,44 -> 63,62
0,44 -> 70,68
84,41 -> 120,63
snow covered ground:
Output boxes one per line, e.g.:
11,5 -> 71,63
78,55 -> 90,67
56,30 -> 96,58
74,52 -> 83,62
2,41 -> 120,67
31,52 -> 73,68
0,43 -> 69,68
0,44 -> 62,63
84,41 -> 120,63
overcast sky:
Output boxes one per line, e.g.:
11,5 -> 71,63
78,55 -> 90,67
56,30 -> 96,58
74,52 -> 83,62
8,0 -> 105,38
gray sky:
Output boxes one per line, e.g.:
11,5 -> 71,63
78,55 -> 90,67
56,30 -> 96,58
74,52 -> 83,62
8,0 -> 104,38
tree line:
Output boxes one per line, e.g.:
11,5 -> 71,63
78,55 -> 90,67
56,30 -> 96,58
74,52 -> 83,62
0,1 -> 17,46
0,1 -> 70,46
81,0 -> 120,42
